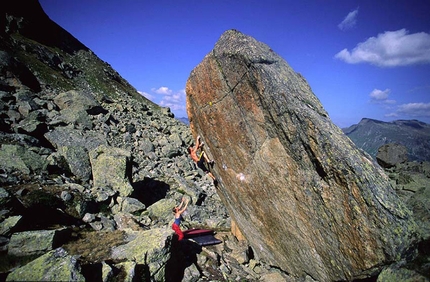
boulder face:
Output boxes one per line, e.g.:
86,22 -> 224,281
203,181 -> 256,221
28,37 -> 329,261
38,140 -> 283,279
186,30 -> 418,281
376,143 -> 408,168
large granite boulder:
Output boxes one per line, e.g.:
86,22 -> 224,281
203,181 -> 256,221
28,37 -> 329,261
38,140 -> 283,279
186,29 -> 418,281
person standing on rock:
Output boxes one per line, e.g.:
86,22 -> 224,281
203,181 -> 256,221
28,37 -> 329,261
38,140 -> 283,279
172,197 -> 189,240
188,135 -> 216,181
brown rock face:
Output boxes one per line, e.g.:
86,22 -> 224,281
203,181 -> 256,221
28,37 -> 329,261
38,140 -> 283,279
186,30 -> 418,281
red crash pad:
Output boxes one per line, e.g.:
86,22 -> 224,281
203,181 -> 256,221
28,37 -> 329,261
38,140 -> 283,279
183,229 -> 222,246
183,228 -> 214,238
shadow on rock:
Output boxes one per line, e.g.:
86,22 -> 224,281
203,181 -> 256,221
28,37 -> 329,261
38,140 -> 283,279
131,177 -> 170,207
165,238 -> 203,282
13,189 -> 82,231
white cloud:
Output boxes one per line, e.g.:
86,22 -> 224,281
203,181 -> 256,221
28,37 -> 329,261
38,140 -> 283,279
138,87 -> 187,117
396,102 -> 430,117
407,85 -> 430,94
370,89 -> 389,100
138,90 -> 155,101
159,89 -> 186,111
152,86 -> 172,95
338,8 -> 359,31
335,29 -> 430,67
369,88 -> 396,104
159,100 -> 186,111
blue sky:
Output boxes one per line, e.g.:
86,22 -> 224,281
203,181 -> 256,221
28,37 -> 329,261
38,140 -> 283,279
39,0 -> 430,128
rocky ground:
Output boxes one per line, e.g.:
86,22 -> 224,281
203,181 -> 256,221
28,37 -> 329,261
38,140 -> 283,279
381,161 -> 430,281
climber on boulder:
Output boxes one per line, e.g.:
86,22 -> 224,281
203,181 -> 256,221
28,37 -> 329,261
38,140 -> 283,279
188,135 -> 216,181
172,197 -> 189,241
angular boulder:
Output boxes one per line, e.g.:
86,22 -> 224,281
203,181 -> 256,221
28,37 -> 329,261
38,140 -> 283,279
0,215 -> 22,236
53,90 -> 99,112
6,247 -> 84,281
45,127 -> 107,151
186,30 -> 418,281
0,144 -> 47,174
376,143 -> 408,168
8,228 -> 69,256
89,145 -> 133,197
111,228 -> 172,281
57,145 -> 92,182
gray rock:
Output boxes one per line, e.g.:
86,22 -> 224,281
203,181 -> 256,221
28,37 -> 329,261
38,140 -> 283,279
15,110 -> 45,133
89,145 -> 133,197
406,186 -> 430,240
91,186 -> 116,202
82,213 -> 96,223
114,261 -> 136,282
59,108 -> 93,129
182,263 -> 201,282
60,190 -> 73,202
0,187 -> 11,206
0,215 -> 22,236
0,132 -> 41,148
63,183 -> 86,193
139,139 -> 155,154
145,198 -> 176,225
101,261 -> 113,282
118,197 -> 145,214
0,144 -> 47,174
58,145 -> 92,182
377,143 -> 408,168
6,247 -> 84,282
111,228 -> 172,280
6,108 -> 21,122
99,215 -> 116,231
45,127 -> 107,151
17,100 -> 32,117
377,261 -> 429,282
113,212 -> 141,231
8,228 -> 69,256
89,221 -> 103,231
53,90 -> 99,111
161,143 -> 181,158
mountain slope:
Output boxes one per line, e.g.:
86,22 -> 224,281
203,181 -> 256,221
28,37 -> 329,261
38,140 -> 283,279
1,0 -> 158,106
342,118 -> 430,161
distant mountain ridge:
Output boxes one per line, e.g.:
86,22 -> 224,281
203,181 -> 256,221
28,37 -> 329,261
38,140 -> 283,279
176,117 -> 190,125
342,118 -> 430,162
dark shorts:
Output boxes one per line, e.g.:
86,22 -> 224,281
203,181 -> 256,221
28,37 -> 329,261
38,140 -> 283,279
197,158 -> 209,173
